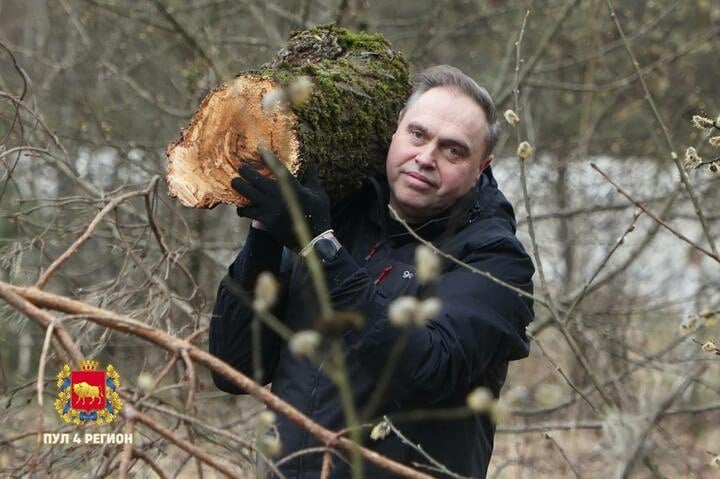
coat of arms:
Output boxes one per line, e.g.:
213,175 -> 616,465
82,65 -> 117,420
54,359 -> 122,425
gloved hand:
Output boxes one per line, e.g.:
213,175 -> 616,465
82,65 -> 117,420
231,161 -> 331,252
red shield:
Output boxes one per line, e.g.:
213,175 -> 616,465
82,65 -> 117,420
71,370 -> 106,411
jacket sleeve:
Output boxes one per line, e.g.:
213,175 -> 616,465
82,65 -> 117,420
209,226 -> 289,394
323,237 -> 535,405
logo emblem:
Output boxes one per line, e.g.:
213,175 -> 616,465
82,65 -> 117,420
54,359 -> 122,426
402,270 -> 414,279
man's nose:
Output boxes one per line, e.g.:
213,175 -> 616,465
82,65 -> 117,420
414,145 -> 437,168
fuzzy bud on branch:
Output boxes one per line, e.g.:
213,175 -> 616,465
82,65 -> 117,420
288,330 -> 321,357
517,141 -> 533,160
415,245 -> 441,284
253,272 -> 279,313
504,109 -> 520,126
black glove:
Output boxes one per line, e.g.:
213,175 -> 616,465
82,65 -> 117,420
231,162 -> 331,252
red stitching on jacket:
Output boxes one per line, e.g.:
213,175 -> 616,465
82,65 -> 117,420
374,265 -> 393,285
364,241 -> 381,262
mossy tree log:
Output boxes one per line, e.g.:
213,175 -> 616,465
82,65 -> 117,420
166,25 -> 411,208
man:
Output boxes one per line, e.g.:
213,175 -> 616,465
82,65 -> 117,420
210,65 -> 535,478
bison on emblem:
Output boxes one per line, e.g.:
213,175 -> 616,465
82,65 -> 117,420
72,381 -> 104,406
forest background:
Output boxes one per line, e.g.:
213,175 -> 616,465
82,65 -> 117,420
0,0 -> 719,477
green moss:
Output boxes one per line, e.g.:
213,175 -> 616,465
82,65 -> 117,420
334,29 -> 390,51
251,24 -> 410,202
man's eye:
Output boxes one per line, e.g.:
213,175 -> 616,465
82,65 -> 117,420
447,147 -> 461,157
411,130 -> 423,139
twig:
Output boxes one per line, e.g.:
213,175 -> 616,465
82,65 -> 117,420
534,1 -> 680,74
515,332 -> 692,417
0,146 -> 49,162
0,40 -> 29,146
510,10 -> 616,409
497,421 -> 603,433
392,187 -> 623,411
0,92 -> 71,160
614,365 -> 706,478
180,347 -> 203,478
320,450 -> 332,479
387,205 -> 545,307
144,182 -> 170,255
33,316 -> 57,469
528,331 -> 598,414
318,424 -> 362,479
383,416 -> 470,479
35,177 -> 160,288
591,163 -> 720,263
129,400 -> 259,470
150,0 -> 229,80
273,446 -> 347,469
131,448 -> 168,479
562,179 -> 689,307
562,208 -> 644,324
516,193 -> 666,224
512,9 -> 560,320
124,404 -> 244,478
0,284 -> 82,363
606,0 -> 718,259
118,418 -> 136,478
101,61 -> 194,118
543,432 -> 580,479
496,0 -> 582,106
525,28 -> 719,93
259,147 -> 365,478
180,348 -> 196,412
326,341 -> 364,479
694,156 -> 720,169
3,282 -> 433,479
258,147 -> 333,320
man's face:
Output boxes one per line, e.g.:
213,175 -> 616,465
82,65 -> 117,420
386,87 -> 492,224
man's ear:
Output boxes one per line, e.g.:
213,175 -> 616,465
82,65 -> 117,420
476,154 -> 493,181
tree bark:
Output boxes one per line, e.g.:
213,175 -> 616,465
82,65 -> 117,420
166,24 -> 410,208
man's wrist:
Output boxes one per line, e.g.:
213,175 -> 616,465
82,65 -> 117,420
300,230 -> 341,260
251,219 -> 267,231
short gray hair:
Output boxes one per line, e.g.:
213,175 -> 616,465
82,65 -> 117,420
400,65 -> 500,160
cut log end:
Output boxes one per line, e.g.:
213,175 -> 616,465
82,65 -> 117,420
166,75 -> 300,209
166,25 -> 411,210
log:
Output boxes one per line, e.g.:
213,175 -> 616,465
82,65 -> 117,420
166,24 -> 411,208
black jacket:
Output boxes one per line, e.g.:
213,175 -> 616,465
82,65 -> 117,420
209,167 -> 535,478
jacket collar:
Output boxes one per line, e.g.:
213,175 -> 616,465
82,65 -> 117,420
360,166 -> 517,243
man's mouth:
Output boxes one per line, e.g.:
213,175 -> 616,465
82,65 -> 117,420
404,171 -> 436,187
